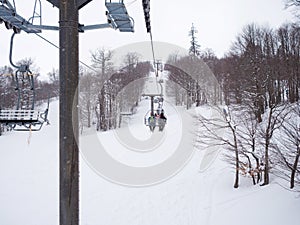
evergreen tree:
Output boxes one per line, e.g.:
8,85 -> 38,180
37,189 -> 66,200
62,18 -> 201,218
189,23 -> 201,57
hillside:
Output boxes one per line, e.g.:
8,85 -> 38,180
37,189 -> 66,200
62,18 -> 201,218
0,99 -> 299,225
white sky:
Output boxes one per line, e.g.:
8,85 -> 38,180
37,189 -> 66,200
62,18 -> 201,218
0,0 -> 295,78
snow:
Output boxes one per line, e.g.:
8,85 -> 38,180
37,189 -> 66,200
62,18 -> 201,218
0,101 -> 59,225
0,99 -> 299,225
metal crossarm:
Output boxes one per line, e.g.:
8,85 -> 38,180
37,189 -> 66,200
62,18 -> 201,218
105,0 -> 134,32
0,109 -> 39,123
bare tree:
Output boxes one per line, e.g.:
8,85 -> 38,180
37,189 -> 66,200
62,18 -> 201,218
258,103 -> 290,185
90,47 -> 114,131
119,52 -> 144,113
238,107 -> 263,185
47,68 -> 59,97
123,52 -> 140,73
166,52 -> 186,105
91,47 -> 114,78
274,103 -> 300,189
79,72 -> 97,129
197,105 -> 240,188
0,66 -> 14,135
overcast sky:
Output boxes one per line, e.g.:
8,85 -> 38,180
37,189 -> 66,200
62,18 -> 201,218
0,0 -> 295,78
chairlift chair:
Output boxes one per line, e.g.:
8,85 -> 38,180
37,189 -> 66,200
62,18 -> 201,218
143,109 -> 167,131
105,0 -> 134,32
0,32 -> 49,131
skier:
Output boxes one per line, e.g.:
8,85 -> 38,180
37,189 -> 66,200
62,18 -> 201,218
148,113 -> 156,132
158,110 -> 167,131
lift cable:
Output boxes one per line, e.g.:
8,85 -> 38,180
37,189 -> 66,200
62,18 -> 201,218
149,31 -> 161,93
33,33 -> 98,73
149,31 -> 156,72
142,0 -> 160,94
142,0 -> 156,71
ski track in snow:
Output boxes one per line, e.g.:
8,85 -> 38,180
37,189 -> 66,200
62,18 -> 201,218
1,93 -> 300,224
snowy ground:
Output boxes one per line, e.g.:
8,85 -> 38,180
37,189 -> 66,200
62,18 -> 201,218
0,96 -> 299,224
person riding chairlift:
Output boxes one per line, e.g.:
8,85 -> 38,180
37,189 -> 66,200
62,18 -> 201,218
148,112 -> 156,132
158,109 -> 167,131
160,109 -> 167,120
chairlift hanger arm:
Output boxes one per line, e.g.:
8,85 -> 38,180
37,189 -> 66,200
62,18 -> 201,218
9,32 -> 33,72
9,32 -> 20,69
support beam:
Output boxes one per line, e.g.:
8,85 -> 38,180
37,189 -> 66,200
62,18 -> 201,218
47,0 -> 93,9
59,1 -> 79,225
150,96 -> 154,115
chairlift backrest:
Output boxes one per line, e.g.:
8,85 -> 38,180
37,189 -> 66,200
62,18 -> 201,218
0,109 -> 39,123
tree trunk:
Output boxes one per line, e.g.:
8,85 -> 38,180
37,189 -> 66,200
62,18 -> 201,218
232,127 -> 239,188
99,91 -> 106,131
262,137 -> 270,185
251,152 -> 261,183
263,108 -> 273,186
94,106 -> 100,131
87,99 -> 91,128
234,148 -> 239,188
245,154 -> 256,185
290,147 -> 300,189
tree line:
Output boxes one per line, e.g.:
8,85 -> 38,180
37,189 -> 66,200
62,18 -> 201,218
79,49 -> 151,132
193,22 -> 300,190
0,49 -> 152,135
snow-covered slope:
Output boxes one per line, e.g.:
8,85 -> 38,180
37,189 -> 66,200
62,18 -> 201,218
0,100 -> 59,225
0,98 -> 299,225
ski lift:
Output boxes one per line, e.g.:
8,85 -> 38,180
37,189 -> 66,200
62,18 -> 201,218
0,33 -> 49,131
143,109 -> 167,132
142,93 -> 166,131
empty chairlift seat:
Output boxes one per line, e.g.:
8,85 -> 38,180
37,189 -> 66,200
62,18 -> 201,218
105,0 -> 134,32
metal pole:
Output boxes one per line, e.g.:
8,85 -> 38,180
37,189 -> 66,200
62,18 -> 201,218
59,1 -> 79,225
150,96 -> 154,115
